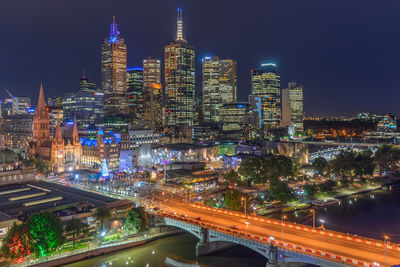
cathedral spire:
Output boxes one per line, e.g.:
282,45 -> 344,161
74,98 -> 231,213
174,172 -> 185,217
37,83 -> 46,110
176,8 -> 186,42
73,117 -> 79,144
55,121 -> 62,142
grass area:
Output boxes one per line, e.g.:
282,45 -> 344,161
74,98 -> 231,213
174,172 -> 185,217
102,233 -> 121,243
58,242 -> 88,253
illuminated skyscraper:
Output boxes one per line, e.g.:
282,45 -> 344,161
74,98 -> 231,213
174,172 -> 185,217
12,97 -> 31,115
63,75 -> 104,129
143,57 -> 163,129
202,56 -> 237,122
126,67 -> 144,118
251,63 -> 281,129
282,81 -> 304,131
164,8 -> 195,131
101,16 -> 128,116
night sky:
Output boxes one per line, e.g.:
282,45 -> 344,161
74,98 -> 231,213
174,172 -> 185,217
1,0 -> 400,116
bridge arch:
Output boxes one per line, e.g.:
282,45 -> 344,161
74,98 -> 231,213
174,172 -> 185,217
163,218 -> 346,267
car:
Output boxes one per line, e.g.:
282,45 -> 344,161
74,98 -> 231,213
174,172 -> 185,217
240,219 -> 250,225
196,217 -> 202,220
180,214 -> 188,217
229,225 -> 239,230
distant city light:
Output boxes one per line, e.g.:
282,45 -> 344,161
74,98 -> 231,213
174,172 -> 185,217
261,63 -> 276,67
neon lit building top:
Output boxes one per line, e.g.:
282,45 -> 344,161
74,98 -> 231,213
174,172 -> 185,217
176,8 -> 186,43
109,15 -> 120,43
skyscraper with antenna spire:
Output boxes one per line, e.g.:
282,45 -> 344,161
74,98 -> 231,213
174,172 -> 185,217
101,15 -> 128,117
164,8 -> 195,137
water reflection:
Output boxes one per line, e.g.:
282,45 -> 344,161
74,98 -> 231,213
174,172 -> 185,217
63,233 -> 266,267
291,187 -> 400,242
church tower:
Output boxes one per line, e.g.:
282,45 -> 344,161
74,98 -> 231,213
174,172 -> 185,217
33,83 -> 50,144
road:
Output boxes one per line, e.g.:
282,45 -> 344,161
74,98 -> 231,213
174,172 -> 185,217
47,176 -> 400,265
160,199 -> 400,266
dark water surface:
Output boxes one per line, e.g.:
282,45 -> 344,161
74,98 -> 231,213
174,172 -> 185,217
63,233 -> 266,267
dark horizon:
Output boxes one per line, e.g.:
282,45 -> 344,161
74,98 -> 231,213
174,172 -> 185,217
1,0 -> 400,117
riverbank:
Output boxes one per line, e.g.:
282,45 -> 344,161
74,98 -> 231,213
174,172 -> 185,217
11,228 -> 184,267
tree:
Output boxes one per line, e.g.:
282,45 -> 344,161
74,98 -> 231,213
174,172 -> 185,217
303,183 -> 318,198
330,151 -> 356,180
238,158 -> 263,183
354,150 -> 375,179
223,190 -> 246,211
1,222 -> 30,263
124,207 -> 148,234
27,212 -> 65,257
312,157 -> 328,176
269,177 -> 294,204
94,206 -> 111,232
65,219 -> 89,247
319,179 -> 336,193
374,145 -> 400,175
33,158 -> 50,175
224,170 -> 242,186
205,198 -> 217,207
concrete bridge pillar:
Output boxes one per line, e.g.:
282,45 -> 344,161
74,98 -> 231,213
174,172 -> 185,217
267,243 -> 277,265
195,228 -> 236,256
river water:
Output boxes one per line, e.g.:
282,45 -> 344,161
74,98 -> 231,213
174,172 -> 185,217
287,186 -> 400,243
64,186 -> 400,267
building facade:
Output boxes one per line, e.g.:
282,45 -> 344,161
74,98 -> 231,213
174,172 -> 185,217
1,99 -> 13,118
128,129 -> 160,168
48,96 -> 64,136
63,75 -> 104,129
101,16 -> 128,116
126,67 -> 144,119
12,97 -> 31,115
165,8 -> 195,132
251,63 -> 281,129
143,57 -> 163,129
202,56 -> 237,122
31,84 -> 51,160
282,81 -> 304,131
81,129 -> 120,170
1,114 -> 33,151
50,122 -> 82,173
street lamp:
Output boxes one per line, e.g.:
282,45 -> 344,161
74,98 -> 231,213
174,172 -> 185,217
241,197 -> 247,216
319,218 -> 326,230
269,236 -> 275,245
384,235 -> 389,267
281,215 -> 287,242
310,209 -> 315,229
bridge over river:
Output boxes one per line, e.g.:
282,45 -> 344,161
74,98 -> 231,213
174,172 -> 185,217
159,202 -> 400,266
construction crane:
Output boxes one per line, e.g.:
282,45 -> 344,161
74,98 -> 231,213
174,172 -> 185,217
4,89 -> 14,98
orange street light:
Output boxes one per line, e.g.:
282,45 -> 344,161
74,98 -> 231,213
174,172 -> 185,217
384,235 -> 389,267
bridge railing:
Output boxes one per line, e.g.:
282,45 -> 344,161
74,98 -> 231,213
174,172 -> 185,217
162,211 -> 376,267
188,203 -> 400,252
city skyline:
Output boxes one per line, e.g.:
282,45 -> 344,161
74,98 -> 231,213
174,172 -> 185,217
1,0 -> 400,116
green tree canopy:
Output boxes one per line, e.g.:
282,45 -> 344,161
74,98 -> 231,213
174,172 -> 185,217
303,183 -> 318,199
65,219 -> 89,247
224,169 -> 243,186
223,190 -> 247,211
27,212 -> 65,257
312,157 -> 328,175
33,158 -> 50,175
374,144 -> 400,175
239,156 -> 298,185
1,222 -> 30,262
269,177 -> 294,204
124,207 -> 148,234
